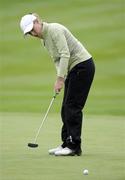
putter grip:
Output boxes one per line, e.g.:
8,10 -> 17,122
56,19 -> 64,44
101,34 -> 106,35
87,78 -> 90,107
53,92 -> 59,98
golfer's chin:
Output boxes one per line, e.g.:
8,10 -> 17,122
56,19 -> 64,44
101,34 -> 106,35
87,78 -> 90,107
35,33 -> 42,38
33,34 -> 39,38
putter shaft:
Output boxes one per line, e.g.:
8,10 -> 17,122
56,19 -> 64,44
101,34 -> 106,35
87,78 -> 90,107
32,93 -> 57,145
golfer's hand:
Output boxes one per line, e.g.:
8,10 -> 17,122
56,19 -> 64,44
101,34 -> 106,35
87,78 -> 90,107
54,77 -> 64,93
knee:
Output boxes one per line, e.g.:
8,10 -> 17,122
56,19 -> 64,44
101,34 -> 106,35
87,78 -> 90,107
64,102 -> 82,116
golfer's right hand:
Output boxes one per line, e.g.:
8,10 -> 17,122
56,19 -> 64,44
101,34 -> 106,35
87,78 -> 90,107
54,77 -> 64,93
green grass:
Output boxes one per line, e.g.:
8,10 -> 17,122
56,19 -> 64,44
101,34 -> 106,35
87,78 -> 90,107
0,0 -> 125,115
0,0 -> 125,179
0,113 -> 125,180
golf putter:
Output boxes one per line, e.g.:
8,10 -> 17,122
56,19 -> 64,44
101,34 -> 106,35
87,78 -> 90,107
28,93 -> 58,148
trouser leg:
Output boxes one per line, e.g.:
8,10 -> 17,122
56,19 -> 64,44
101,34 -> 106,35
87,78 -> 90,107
61,58 -> 95,150
61,78 -> 69,148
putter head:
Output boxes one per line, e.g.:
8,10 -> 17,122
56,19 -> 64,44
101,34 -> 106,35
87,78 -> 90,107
28,143 -> 38,148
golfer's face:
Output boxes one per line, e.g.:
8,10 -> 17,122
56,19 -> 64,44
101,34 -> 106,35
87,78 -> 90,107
29,21 -> 42,38
29,29 -> 38,37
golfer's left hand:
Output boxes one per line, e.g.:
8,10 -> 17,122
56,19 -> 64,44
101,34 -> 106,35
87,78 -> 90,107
54,77 -> 64,93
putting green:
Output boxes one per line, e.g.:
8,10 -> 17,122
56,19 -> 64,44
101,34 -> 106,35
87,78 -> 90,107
0,113 -> 124,180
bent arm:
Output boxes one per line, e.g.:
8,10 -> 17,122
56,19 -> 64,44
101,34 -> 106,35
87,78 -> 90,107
52,29 -> 70,78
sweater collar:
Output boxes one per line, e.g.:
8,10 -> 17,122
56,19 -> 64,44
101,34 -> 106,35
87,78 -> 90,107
42,22 -> 49,39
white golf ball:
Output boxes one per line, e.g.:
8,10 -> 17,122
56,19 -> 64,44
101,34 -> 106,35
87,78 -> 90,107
83,169 -> 89,175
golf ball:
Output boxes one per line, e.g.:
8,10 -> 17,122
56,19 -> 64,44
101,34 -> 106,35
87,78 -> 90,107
83,169 -> 89,175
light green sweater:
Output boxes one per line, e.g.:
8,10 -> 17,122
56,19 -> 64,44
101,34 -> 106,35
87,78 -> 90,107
41,22 -> 92,78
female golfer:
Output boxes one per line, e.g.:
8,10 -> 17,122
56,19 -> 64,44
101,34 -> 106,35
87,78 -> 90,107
20,13 -> 95,156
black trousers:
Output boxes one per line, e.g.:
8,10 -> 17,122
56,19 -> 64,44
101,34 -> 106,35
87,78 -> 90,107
61,58 -> 95,151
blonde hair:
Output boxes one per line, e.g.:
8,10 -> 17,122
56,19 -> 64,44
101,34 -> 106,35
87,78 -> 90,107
32,13 -> 42,23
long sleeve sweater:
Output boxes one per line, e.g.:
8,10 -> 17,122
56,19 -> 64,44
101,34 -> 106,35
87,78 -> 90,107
41,22 -> 92,78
